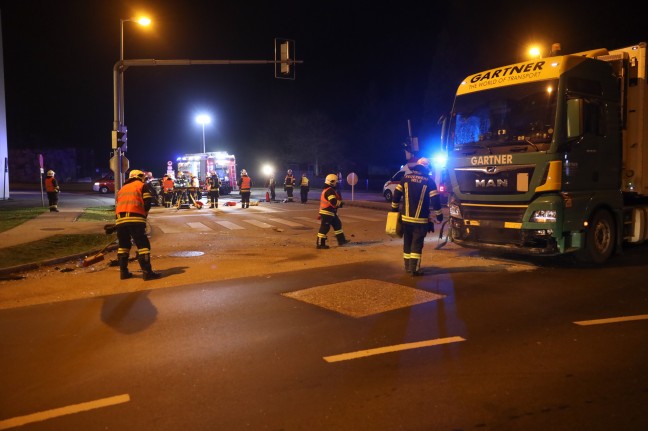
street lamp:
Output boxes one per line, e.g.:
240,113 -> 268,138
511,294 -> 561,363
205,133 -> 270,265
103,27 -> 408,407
112,16 -> 150,198
195,114 -> 211,153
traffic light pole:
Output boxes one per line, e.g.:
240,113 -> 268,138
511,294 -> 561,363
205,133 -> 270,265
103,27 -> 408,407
111,39 -> 301,198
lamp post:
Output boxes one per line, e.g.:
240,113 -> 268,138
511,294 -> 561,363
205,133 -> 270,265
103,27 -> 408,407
195,114 -> 211,153
112,16 -> 150,198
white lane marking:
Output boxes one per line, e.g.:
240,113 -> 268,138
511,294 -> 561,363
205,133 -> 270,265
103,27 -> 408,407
214,221 -> 244,230
243,219 -> 273,228
574,313 -> 648,326
323,336 -> 466,363
187,222 -> 210,231
0,394 -> 130,430
295,217 -> 320,225
267,218 -> 304,227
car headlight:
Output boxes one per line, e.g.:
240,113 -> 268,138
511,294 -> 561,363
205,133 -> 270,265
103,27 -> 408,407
530,210 -> 556,223
448,202 -> 462,219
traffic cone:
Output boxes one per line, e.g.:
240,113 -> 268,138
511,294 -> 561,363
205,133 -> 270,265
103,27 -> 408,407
266,191 -> 270,202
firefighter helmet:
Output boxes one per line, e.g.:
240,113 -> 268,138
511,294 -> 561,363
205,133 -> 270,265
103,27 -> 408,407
128,169 -> 146,181
241,169 -> 247,176
46,170 -> 55,177
325,174 -> 338,186
416,157 -> 430,168
287,169 -> 293,175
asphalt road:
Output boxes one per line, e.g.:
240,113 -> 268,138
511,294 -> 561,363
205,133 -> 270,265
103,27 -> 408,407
1,189 -> 647,430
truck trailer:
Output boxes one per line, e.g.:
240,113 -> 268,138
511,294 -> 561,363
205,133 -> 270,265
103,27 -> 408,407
443,42 -> 648,264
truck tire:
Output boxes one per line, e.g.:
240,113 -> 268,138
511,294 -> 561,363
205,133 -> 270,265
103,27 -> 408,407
576,209 -> 615,264
384,189 -> 393,202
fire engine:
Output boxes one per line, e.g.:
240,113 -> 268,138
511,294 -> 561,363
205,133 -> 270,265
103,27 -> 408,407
171,151 -> 237,194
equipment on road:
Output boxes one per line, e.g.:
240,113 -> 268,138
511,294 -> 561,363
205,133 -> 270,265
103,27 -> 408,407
82,240 -> 117,267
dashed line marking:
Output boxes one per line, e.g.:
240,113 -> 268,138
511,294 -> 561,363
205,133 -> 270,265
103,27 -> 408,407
574,313 -> 648,326
0,394 -> 130,430
323,336 -> 466,363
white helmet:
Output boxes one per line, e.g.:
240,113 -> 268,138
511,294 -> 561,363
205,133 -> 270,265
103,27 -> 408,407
287,169 -> 293,175
129,169 -> 146,181
241,169 -> 247,176
325,174 -> 338,186
46,170 -> 55,177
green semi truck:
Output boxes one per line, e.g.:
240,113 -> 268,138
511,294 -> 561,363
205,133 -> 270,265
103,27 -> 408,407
443,42 -> 648,264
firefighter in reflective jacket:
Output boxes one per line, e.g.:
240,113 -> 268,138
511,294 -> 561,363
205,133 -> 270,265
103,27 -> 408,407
115,169 -> 161,281
44,170 -> 60,212
391,158 -> 443,276
162,175 -> 175,208
316,174 -> 351,249
284,169 -> 295,202
238,169 -> 252,208
206,170 -> 222,208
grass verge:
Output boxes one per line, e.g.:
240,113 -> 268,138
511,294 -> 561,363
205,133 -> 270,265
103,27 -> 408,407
0,206 -> 117,270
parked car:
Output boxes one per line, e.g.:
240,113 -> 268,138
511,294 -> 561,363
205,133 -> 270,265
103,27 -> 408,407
92,175 -> 114,194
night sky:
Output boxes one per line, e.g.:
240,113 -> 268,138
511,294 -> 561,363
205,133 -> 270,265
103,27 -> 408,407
1,0 -> 645,180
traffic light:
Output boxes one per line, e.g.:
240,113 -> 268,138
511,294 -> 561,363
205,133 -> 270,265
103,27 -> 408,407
275,38 -> 295,80
111,128 -> 128,151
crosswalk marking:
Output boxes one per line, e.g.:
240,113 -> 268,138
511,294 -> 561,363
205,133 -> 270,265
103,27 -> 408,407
187,222 -> 210,231
243,219 -> 274,228
267,217 -> 304,227
344,214 -> 384,222
295,216 -> 321,225
214,220 -> 244,230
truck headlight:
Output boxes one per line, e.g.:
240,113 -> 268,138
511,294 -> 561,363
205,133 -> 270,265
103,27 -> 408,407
448,202 -> 462,219
530,210 -> 556,223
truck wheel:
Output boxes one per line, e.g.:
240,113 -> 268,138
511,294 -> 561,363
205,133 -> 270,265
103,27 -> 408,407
577,209 -> 615,264
384,190 -> 393,201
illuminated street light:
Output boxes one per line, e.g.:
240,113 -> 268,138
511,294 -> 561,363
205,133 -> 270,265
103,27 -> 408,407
195,114 -> 211,153
112,16 -> 151,198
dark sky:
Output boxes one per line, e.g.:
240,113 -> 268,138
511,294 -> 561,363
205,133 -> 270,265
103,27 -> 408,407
1,0 -> 645,179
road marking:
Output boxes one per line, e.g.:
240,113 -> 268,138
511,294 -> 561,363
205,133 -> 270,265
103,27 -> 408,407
574,313 -> 648,326
294,216 -> 320,224
343,214 -> 384,222
243,219 -> 274,228
323,336 -> 466,363
0,394 -> 130,430
214,220 -> 244,230
267,217 -> 304,227
187,222 -> 210,231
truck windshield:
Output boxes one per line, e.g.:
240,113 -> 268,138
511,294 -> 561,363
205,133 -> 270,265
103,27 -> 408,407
449,79 -> 558,154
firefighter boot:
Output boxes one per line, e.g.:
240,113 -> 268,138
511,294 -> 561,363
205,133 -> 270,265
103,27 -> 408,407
404,258 -> 411,273
118,253 -> 132,280
410,259 -> 424,277
336,233 -> 351,246
316,237 -> 330,249
138,254 -> 161,281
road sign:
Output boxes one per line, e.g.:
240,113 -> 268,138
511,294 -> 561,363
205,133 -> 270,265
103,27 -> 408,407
346,172 -> 358,186
110,154 -> 129,173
